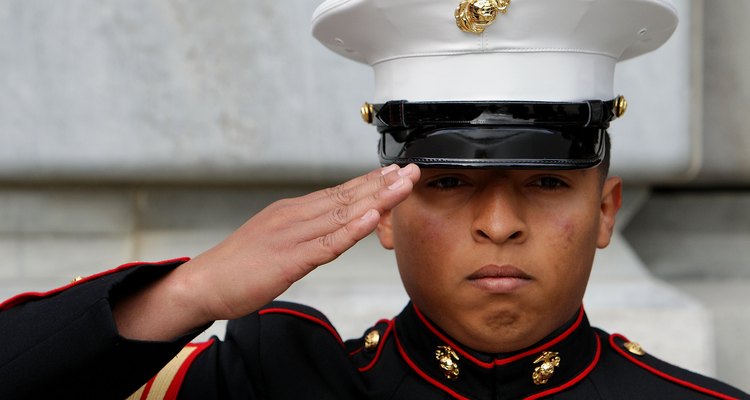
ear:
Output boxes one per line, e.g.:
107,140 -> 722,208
376,209 -> 395,250
596,176 -> 623,249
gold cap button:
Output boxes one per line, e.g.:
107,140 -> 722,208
614,95 -> 628,118
360,102 -> 374,124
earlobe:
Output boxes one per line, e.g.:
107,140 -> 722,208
376,209 -> 395,250
596,177 -> 623,249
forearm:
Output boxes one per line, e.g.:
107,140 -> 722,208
112,260 -> 212,341
0,261 -> 199,399
113,164 -> 420,342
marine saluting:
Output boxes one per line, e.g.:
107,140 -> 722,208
1,0 -> 748,399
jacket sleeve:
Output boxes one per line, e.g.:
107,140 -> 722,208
0,259 -> 204,400
136,301 -> 365,400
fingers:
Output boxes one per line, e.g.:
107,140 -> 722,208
299,164 -> 419,239
311,164 -> 418,215
287,164 -> 419,269
287,209 -> 381,273
289,164 -> 400,205
169,165 -> 420,322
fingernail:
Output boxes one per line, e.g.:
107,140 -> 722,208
381,164 -> 399,175
388,178 -> 404,190
398,164 -> 413,176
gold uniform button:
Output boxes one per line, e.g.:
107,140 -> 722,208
364,330 -> 380,351
70,276 -> 84,283
624,341 -> 646,356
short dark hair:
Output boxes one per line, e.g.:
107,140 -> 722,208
597,131 -> 612,181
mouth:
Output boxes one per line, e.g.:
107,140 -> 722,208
467,264 -> 533,293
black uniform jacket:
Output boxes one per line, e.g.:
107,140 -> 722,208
1,261 -> 747,400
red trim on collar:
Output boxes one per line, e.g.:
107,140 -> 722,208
259,308 -> 344,346
495,309 -> 584,366
0,257 -> 190,311
394,324 -> 470,400
524,334 -> 601,400
358,320 -> 394,373
609,334 -> 739,400
412,303 -> 585,368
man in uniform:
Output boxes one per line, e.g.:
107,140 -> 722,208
1,0 -> 748,399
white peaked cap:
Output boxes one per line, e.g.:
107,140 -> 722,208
312,0 -> 678,102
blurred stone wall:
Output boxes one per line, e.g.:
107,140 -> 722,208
0,0 -> 748,392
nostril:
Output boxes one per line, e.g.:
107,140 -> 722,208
509,231 -> 522,240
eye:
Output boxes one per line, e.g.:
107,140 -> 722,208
426,176 -> 467,190
532,176 -> 569,191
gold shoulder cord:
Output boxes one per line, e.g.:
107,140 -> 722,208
127,345 -> 200,400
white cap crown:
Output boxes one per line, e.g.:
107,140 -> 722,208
312,0 -> 678,102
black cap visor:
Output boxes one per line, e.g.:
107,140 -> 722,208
379,126 -> 606,169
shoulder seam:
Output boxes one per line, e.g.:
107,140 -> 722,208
259,307 -> 344,346
356,319 -> 394,372
609,333 -> 740,400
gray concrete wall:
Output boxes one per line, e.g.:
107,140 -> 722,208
0,0 -> 376,184
1,0 -> 749,393
697,1 -> 750,184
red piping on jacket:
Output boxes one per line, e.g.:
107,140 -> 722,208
394,325 -> 470,400
524,334 -> 601,400
357,320 -> 394,373
136,339 -> 215,400
0,258 -> 190,311
609,334 -> 739,400
412,303 -> 585,368
394,320 -> 601,400
349,318 -> 392,357
164,339 -> 215,400
259,308 -> 344,346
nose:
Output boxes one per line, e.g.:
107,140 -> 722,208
470,184 -> 527,244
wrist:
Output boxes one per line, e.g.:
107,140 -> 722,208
112,261 -> 214,341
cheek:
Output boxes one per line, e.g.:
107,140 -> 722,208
558,219 -> 578,251
395,204 -> 457,251
547,206 -> 600,247
539,210 -> 599,278
541,215 -> 581,253
392,207 -> 463,292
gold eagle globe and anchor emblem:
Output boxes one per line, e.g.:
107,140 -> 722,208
455,0 -> 511,34
435,345 -> 461,381
532,351 -> 561,385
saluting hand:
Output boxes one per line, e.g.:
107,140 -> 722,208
113,164 -> 420,340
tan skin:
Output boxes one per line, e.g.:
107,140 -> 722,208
113,164 -> 421,341
376,168 -> 621,353
114,163 -> 620,356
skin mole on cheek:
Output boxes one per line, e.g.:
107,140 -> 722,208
552,219 -> 577,250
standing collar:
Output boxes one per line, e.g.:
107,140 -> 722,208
393,303 -> 600,399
